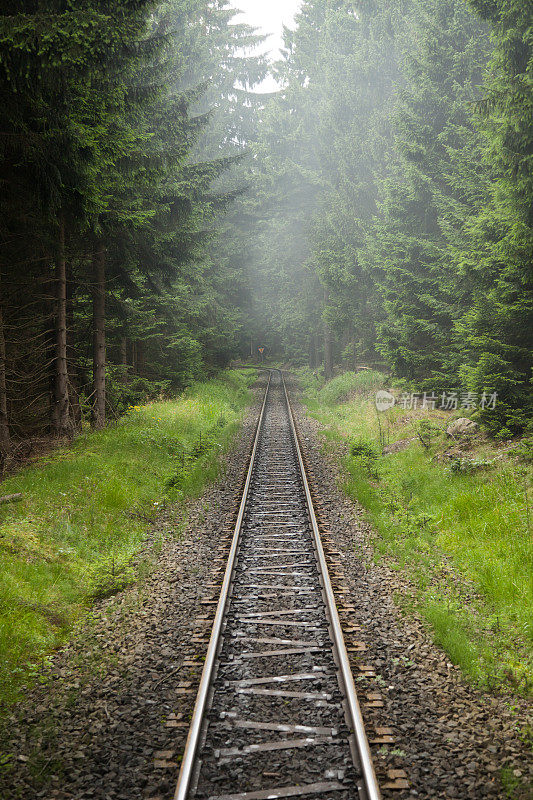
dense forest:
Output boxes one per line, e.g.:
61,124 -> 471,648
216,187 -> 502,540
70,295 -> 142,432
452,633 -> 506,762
0,0 -> 531,451
0,0 -> 266,448
241,0 -> 533,435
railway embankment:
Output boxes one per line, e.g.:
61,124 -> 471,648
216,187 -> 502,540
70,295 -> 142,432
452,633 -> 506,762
0,370 -> 531,800
294,369 -> 532,798
0,369 -> 257,708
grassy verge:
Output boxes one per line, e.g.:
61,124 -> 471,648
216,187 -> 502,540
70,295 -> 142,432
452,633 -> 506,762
297,368 -> 533,695
0,368 -> 256,705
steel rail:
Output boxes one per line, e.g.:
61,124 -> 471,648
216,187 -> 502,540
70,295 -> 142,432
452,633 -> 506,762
282,372 -> 382,800
173,371 -> 272,800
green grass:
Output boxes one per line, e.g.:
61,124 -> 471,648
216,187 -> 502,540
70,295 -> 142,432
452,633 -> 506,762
298,369 -> 533,693
297,367 -> 385,405
0,368 -> 256,705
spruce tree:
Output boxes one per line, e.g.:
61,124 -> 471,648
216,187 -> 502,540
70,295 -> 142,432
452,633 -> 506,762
459,0 -> 533,431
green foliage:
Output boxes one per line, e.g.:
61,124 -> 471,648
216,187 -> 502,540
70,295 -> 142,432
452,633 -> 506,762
415,420 -> 443,450
453,0 -> 533,429
243,0 -> 531,429
449,456 -> 495,474
304,384 -> 533,691
0,0 -> 531,435
349,440 -> 381,480
0,369 -> 255,705
515,439 -> 533,465
105,373 -> 172,419
317,371 -> 386,405
350,441 -> 380,461
0,1 -> 265,439
422,602 -> 483,680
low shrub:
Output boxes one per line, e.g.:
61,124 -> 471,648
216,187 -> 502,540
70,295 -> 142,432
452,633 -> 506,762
318,370 -> 386,405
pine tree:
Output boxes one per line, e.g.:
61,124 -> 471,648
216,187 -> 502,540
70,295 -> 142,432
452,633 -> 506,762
459,0 -> 533,431
372,0 -> 492,389
0,0 -> 266,437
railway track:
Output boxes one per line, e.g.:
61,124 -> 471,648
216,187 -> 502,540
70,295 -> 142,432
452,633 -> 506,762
174,371 -> 380,800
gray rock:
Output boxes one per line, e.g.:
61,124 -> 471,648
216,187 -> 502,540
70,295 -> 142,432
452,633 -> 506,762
446,417 -> 479,436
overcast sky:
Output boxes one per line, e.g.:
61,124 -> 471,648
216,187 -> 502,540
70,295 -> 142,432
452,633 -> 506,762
230,0 -> 302,91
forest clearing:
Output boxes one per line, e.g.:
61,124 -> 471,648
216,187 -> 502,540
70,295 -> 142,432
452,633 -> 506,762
0,0 -> 532,799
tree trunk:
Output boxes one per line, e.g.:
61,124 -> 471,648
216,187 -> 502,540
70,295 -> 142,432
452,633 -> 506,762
91,241 -> 106,429
0,273 -> 11,458
66,264 -> 82,430
120,337 -> 128,366
118,337 -> 128,382
136,339 -> 144,376
351,328 -> 358,372
341,326 -> 350,368
42,278 -> 56,432
324,327 -> 333,380
323,290 -> 333,380
53,215 -> 71,436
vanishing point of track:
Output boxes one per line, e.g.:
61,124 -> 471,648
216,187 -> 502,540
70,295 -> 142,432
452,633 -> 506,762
174,371 -> 380,800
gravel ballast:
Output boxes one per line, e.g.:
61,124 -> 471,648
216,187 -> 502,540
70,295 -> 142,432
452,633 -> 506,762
0,374 -> 531,800
0,380 -> 265,800
293,396 -> 532,800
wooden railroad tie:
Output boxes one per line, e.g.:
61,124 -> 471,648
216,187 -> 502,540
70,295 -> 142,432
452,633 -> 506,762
346,642 -> 367,653
153,751 -> 178,769
357,664 -> 376,677
370,725 -> 394,744
181,659 -> 201,668
364,691 -> 384,709
176,681 -> 196,695
165,713 -> 187,728
382,769 -> 409,791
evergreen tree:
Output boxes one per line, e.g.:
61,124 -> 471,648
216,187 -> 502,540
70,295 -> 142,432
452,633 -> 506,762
459,0 -> 533,431
372,0 -> 492,389
0,0 -> 531,441
0,0 -> 266,440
